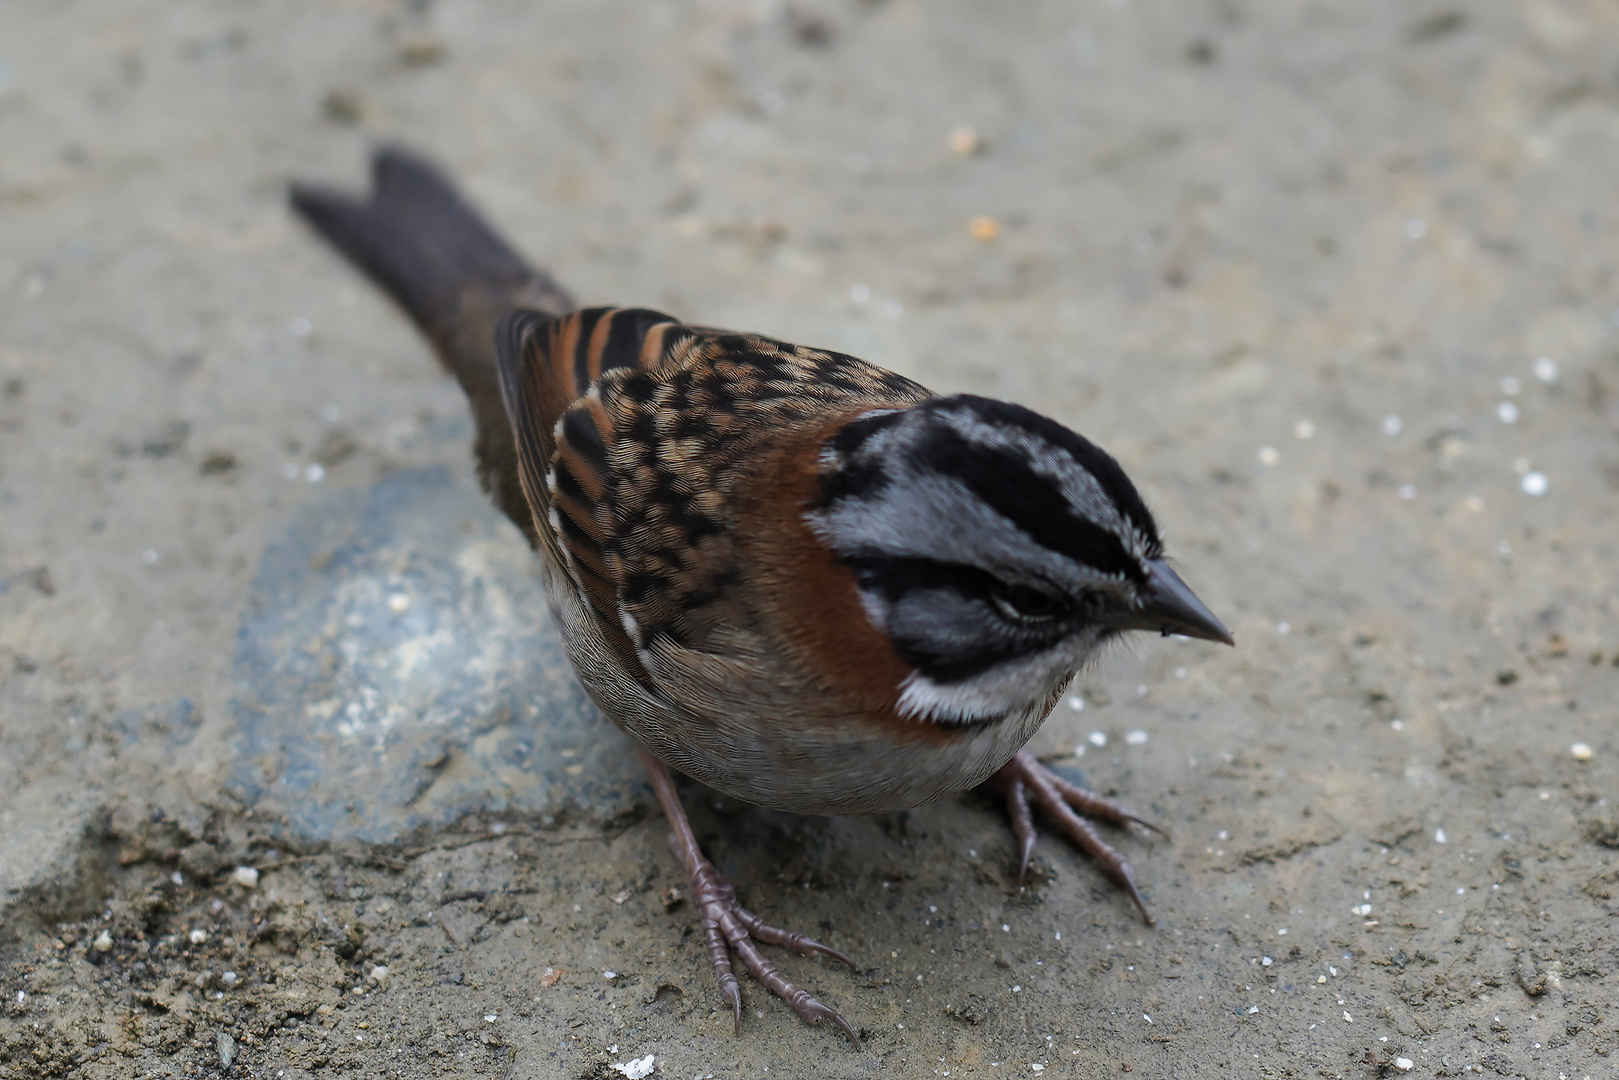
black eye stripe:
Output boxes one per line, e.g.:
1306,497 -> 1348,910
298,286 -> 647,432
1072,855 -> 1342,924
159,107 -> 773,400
842,554 -> 1068,683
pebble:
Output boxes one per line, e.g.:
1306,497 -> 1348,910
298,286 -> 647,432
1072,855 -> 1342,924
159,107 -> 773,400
948,126 -> 984,155
1125,730 -> 1148,745
232,865 -> 259,888
92,930 -> 112,952
189,928 -> 208,945
1570,743 -> 1593,762
1392,1057 -> 1414,1072
1520,472 -> 1548,497
216,1032 -> 237,1069
1087,731 -> 1107,748
369,964 -> 390,984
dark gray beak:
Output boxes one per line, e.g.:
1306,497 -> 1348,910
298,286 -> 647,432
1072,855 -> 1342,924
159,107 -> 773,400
1111,559 -> 1235,645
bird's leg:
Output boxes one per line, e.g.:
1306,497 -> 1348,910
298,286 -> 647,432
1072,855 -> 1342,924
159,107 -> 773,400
984,749 -> 1167,924
636,747 -> 860,1047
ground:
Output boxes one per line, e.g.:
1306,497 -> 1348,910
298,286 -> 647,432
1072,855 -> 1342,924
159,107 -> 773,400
2,2 -> 1617,1078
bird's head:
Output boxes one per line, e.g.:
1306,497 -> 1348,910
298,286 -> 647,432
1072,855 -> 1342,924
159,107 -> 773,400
807,394 -> 1232,724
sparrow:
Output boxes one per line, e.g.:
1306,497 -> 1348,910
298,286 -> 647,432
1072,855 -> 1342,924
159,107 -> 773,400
290,147 -> 1233,1047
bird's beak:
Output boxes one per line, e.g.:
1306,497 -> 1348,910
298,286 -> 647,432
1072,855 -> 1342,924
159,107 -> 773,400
1111,559 -> 1235,645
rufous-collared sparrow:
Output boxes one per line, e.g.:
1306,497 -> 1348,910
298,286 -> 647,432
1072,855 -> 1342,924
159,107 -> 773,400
290,147 -> 1233,1046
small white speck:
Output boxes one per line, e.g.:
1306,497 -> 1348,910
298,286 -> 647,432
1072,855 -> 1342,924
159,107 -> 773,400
1088,731 -> 1107,748
142,549 -> 159,565
1030,1066 -> 1044,1074
305,463 -> 325,483
92,930 -> 113,953
1382,414 -> 1403,437
1496,401 -> 1519,424
1329,966 -> 1338,976
14,991 -> 23,1003
483,1014 -> 497,1023
1521,471 -> 1548,497
1293,419 -> 1316,440
1570,742 -> 1593,761
602,970 -> 616,979
1276,928 -> 1287,935
232,866 -> 259,888
1434,828 -> 1447,844
610,1054 -> 655,1080
322,404 -> 341,422
222,971 -> 238,987
388,593 -> 410,614
1391,719 -> 1405,731
1398,484 -> 1417,500
170,871 -> 184,885
1126,729 -> 1148,746
1457,887 -> 1466,895
1247,1005 -> 1259,1014
1392,1058 -> 1414,1073
188,928 -> 208,945
1012,985 -> 1022,993
1257,445 -> 1279,466
1534,357 -> 1559,383
1143,1014 -> 1153,1024
1352,904 -> 1372,916
849,283 -> 871,303
1343,1011 -> 1353,1022
1500,376 -> 1521,396
1002,924 -> 1011,932
1135,683 -> 1147,696
1054,932 -> 1061,940
1066,696 -> 1085,712
289,317 -> 312,337
1174,667 -> 1186,679
1540,790 -> 1551,801
1261,956 -> 1273,967
281,462 -> 300,480
1276,621 -> 1290,635
1405,218 -> 1427,240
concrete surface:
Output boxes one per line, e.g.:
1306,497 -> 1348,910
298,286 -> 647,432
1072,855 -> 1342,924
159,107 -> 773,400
2,1 -> 1618,1078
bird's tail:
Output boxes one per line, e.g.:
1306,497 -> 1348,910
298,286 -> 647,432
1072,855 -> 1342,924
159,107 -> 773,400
289,146 -> 572,542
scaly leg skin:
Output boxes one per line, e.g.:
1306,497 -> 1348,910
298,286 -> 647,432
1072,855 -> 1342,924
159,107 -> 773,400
636,747 -> 861,1047
986,749 -> 1169,924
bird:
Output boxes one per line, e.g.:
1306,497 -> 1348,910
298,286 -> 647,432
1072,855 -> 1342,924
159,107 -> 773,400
289,147 -> 1233,1047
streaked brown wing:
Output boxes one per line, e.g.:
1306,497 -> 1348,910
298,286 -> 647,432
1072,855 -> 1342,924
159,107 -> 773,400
498,308 -> 931,667
495,307 -> 693,682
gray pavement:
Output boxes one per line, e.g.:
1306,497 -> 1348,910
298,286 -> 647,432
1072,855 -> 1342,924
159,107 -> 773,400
1,2 -> 1617,1078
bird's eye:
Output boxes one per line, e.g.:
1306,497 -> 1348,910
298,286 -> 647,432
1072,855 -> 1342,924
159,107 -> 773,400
992,582 -> 1065,622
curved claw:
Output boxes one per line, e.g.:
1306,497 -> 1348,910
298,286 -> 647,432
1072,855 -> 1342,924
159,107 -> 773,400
635,747 -> 860,1046
735,904 -> 857,969
988,750 -> 1160,924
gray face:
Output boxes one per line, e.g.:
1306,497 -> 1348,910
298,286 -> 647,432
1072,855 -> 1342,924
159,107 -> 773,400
806,394 -> 1229,724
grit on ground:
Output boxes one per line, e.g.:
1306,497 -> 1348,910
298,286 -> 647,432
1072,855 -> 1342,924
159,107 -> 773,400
1,3 -> 1616,1078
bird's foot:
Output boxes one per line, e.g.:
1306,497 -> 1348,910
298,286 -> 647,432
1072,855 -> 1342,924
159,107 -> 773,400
637,748 -> 859,1046
985,748 -> 1168,924
685,852 -> 860,1045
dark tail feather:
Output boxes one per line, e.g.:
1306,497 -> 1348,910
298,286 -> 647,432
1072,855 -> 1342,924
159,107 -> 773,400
289,146 -> 571,352
289,146 -> 571,544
